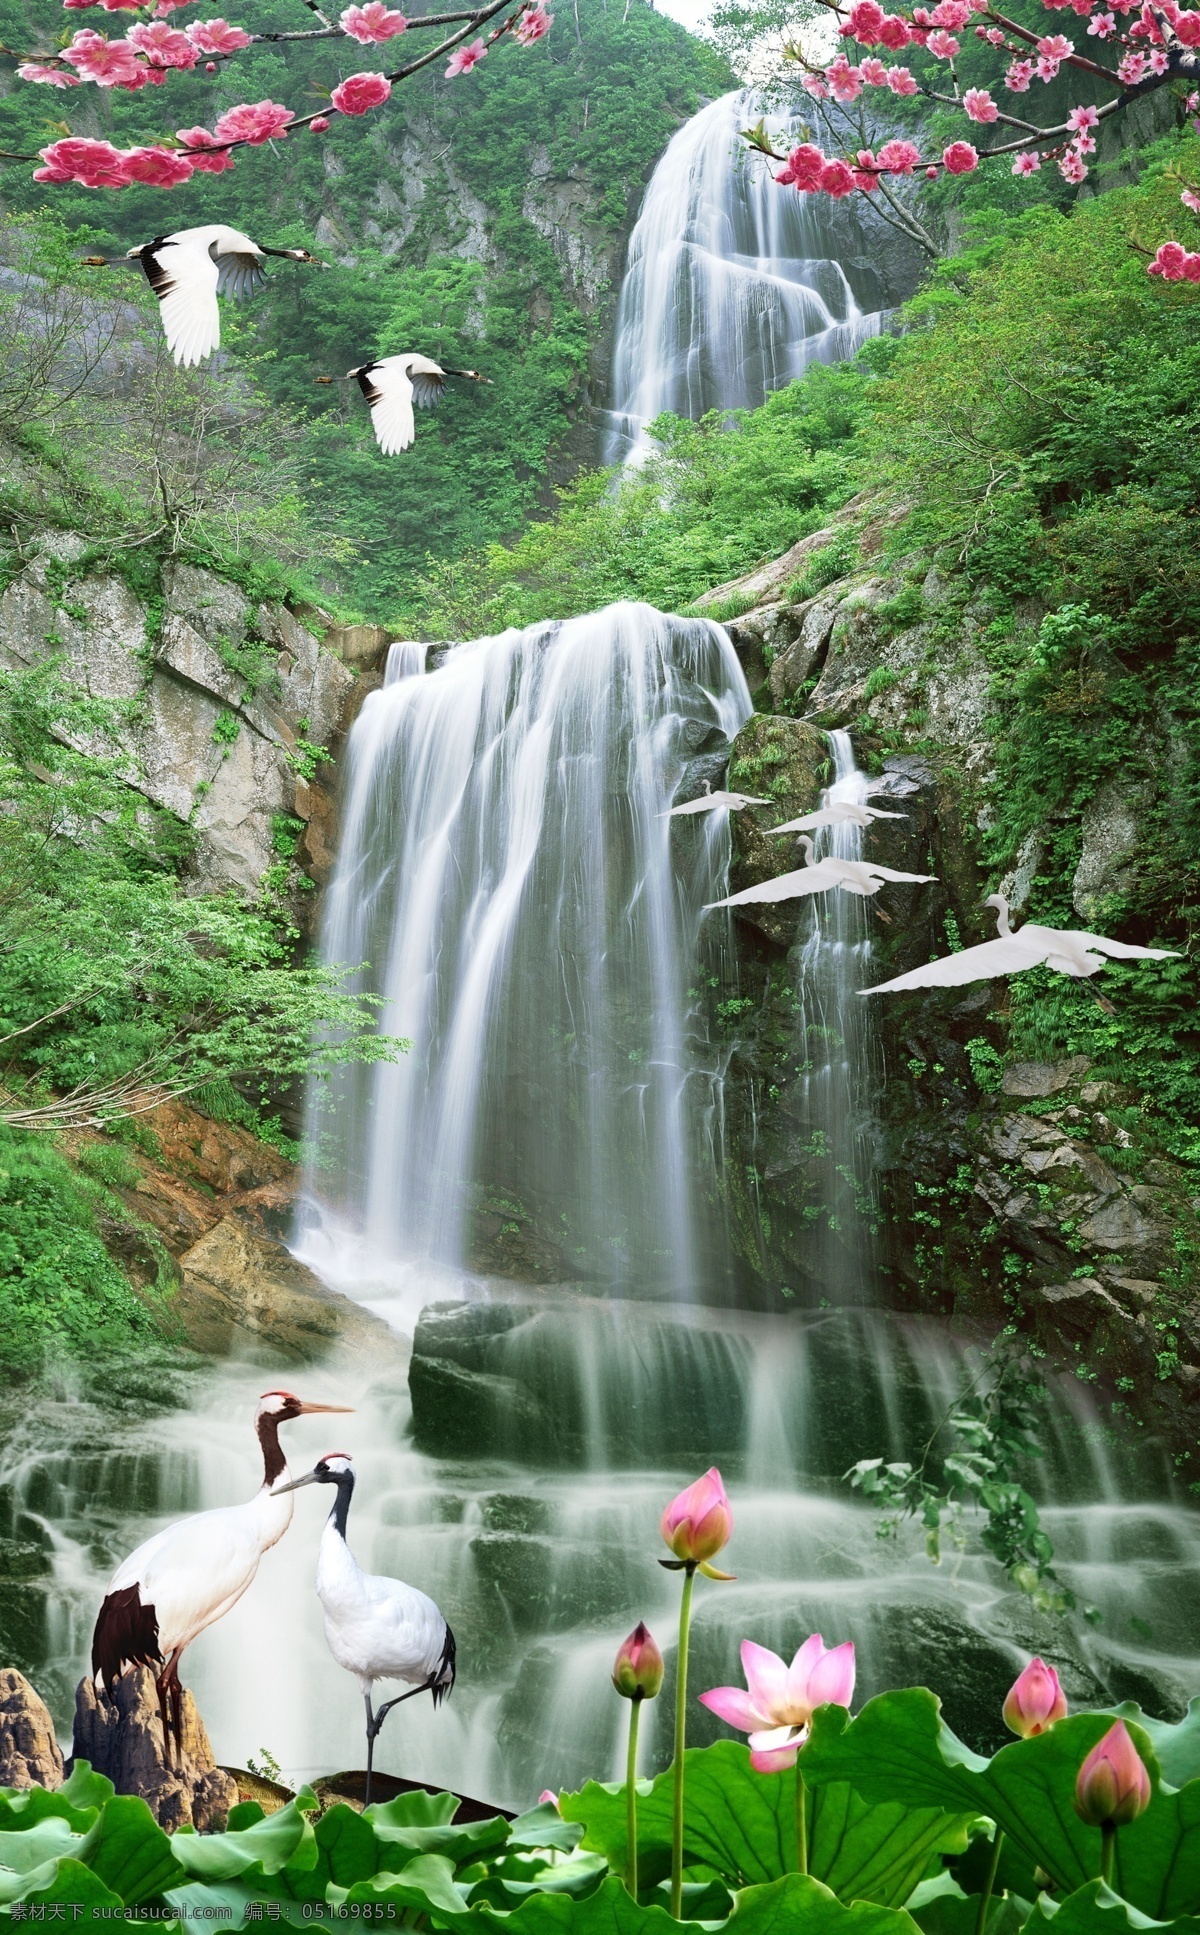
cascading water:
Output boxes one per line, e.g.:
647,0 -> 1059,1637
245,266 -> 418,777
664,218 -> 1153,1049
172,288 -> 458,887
601,89 -> 883,465
297,603 -> 750,1308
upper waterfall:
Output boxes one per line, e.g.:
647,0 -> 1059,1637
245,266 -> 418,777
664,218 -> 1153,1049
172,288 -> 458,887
602,89 -> 884,465
300,602 -> 751,1305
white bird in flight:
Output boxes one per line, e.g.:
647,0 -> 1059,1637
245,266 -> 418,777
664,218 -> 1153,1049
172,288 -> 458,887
83,225 -> 323,368
315,354 -> 492,456
663,781 -> 770,817
279,1453 -> 456,1806
706,834 -> 934,910
767,801 -> 907,835
91,1389 -> 353,1763
861,893 -> 1179,996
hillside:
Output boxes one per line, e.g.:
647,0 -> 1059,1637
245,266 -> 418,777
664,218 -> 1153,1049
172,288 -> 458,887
0,0 -> 732,608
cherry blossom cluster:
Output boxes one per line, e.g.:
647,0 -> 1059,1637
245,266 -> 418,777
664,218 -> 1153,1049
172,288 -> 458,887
753,0 -> 1200,275
10,0 -> 554,186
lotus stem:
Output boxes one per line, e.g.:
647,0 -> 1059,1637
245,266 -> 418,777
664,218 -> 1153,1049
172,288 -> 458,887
796,1766 -> 809,1876
1100,1821 -> 1116,1886
975,1828 -> 1003,1935
670,1563 -> 697,1919
626,1696 -> 642,1900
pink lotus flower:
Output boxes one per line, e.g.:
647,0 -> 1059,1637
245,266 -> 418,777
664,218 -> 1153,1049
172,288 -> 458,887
887,64 -> 919,90
942,139 -> 979,173
213,99 -> 294,144
661,1468 -> 733,1565
33,136 -> 130,188
342,2 -> 408,41
927,29 -> 960,54
538,1789 -> 559,1808
963,85 -> 999,119
700,1635 -> 856,1773
779,142 -> 828,189
1003,1659 -> 1067,1737
1012,150 -> 1042,173
446,36 -> 487,74
17,63 -> 81,86
612,1622 -> 665,1701
128,21 -> 197,66
331,70 -> 392,113
310,116 -> 332,132
878,12 -> 912,42
121,145 -> 196,186
62,32 -> 144,85
845,0 -> 887,40
876,136 -> 921,173
187,19 -> 254,54
176,125 -> 237,172
514,4 -> 554,40
1074,1721 -> 1151,1828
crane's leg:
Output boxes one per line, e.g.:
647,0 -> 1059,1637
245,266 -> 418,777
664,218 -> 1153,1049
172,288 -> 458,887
364,1692 -> 377,1809
155,1648 -> 185,1767
153,1666 -> 173,1770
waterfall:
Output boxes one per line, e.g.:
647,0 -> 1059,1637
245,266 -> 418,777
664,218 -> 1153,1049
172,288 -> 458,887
298,602 -> 751,1305
602,89 -> 883,466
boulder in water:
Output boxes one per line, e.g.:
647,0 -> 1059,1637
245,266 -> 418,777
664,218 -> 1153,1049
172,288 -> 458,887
0,1668 -> 64,1788
177,1218 -> 402,1362
72,1671 -> 237,1831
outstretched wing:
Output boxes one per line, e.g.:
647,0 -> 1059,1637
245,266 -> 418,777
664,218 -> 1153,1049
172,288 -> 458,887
1074,933 -> 1181,963
403,354 -> 448,410
212,250 -> 267,301
356,358 -> 416,456
666,790 -> 769,817
707,864 -> 841,909
139,241 -> 220,368
863,864 -> 938,884
861,933 -> 1046,995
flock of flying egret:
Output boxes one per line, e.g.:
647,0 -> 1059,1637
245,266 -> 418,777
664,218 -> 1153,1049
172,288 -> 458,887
84,222 -> 490,455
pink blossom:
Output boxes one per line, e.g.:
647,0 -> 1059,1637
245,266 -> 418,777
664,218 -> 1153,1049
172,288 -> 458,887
331,70 -> 392,113
927,28 -> 961,53
1005,57 -> 1034,86
700,1635 -> 856,1774
1184,253 -> 1200,280
445,36 -> 487,73
514,5 -> 554,41
826,56 -> 865,98
310,115 -> 331,132
963,85 -> 999,119
1067,102 -> 1100,128
1149,44 -> 1170,68
1037,52 -> 1062,75
128,21 -> 198,67
1003,1659 -> 1068,1738
175,125 -> 237,172
859,55 -> 890,80
1072,129 -> 1097,152
341,2 -> 408,40
1012,150 -> 1042,172
853,149 -> 881,190
778,142 -> 827,189
878,12 -> 912,43
17,63 -> 81,86
985,24 -> 1007,39
187,19 -> 253,54
876,136 -> 921,171
821,157 -> 859,195
1037,30 -> 1075,53
121,145 -> 196,186
1087,9 -> 1116,28
802,72 -> 830,97
1182,188 -> 1200,212
1148,239 -> 1190,276
931,0 -> 972,24
1187,88 -> 1200,105
661,1469 -> 733,1564
212,98 -> 294,143
887,63 -> 919,89
926,164 -> 939,176
1059,150 -> 1088,180
845,0 -> 887,40
1074,1722 -> 1151,1829
1176,8 -> 1200,38
62,32 -> 144,85
33,136 -> 130,188
1118,46 -> 1148,75
942,138 -> 979,172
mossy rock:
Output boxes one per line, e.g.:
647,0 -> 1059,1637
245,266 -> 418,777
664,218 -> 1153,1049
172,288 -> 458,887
728,717 -> 828,947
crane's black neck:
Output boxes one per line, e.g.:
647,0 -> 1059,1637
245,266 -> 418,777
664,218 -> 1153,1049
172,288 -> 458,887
256,1413 -> 288,1490
327,1471 -> 355,1540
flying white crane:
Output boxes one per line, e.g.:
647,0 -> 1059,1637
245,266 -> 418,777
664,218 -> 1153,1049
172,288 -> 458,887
861,893 -> 1180,996
315,354 -> 492,456
662,780 -> 770,818
766,801 -> 907,834
706,834 -> 935,911
91,1388 -> 353,1763
279,1453 -> 456,1806
82,226 -> 323,369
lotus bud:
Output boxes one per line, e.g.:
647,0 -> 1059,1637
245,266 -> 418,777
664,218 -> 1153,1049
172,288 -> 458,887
538,1789 -> 559,1809
1074,1721 -> 1151,1828
612,1621 -> 664,1702
1003,1657 -> 1067,1738
660,1467 -> 733,1568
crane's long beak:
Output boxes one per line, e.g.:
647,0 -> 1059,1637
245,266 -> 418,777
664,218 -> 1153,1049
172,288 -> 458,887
296,1400 -> 355,1413
443,369 -> 494,384
273,1468 -> 321,1494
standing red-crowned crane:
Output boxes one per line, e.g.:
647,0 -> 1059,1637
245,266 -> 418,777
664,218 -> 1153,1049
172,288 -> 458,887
279,1453 -> 455,1805
82,225 -> 324,368
92,1389 -> 353,1762
314,354 -> 492,456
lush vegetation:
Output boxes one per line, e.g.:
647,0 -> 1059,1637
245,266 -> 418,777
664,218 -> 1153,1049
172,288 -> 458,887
0,0 -> 731,608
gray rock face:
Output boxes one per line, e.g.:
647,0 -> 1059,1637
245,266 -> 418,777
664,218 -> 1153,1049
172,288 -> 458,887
1072,780 -> 1150,920
73,1670 -> 237,1831
177,1218 -> 403,1363
0,1668 -> 63,1789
